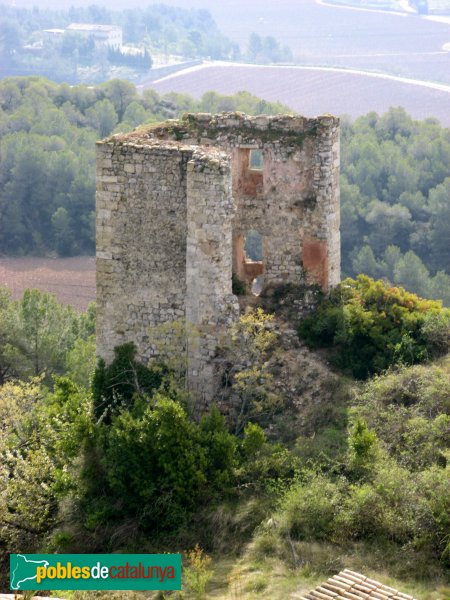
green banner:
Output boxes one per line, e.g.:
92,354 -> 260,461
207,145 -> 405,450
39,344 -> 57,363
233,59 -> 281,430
10,554 -> 181,591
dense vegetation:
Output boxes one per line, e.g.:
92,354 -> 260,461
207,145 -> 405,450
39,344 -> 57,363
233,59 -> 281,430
1,280 -> 449,598
299,275 -> 450,378
341,108 -> 450,304
0,287 -> 95,384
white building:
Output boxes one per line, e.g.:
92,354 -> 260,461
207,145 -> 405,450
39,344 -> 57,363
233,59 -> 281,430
66,24 -> 122,49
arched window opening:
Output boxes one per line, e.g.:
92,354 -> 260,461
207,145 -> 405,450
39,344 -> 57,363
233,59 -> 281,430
251,275 -> 264,296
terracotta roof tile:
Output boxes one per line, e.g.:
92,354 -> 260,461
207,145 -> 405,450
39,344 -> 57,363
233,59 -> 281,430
294,570 -> 417,600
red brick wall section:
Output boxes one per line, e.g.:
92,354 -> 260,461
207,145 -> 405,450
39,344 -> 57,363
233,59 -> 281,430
302,237 -> 329,291
233,149 -> 263,197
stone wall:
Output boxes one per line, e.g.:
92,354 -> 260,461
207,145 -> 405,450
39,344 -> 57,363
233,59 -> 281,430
124,112 -> 340,292
96,112 -> 340,405
185,149 -> 239,402
96,141 -> 190,364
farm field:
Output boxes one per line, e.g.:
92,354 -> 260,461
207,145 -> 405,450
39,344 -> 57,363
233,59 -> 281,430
196,0 -> 450,85
149,63 -> 450,125
13,0 -> 450,85
0,257 -> 95,311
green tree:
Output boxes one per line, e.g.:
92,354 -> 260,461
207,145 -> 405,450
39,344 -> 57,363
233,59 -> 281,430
428,178 -> 450,272
20,289 -> 88,378
0,287 -> 95,382
393,250 -> 430,298
51,207 -> 73,256
92,342 -> 165,423
85,98 -> 118,137
347,418 -> 378,480
100,79 -> 137,121
248,33 -> 263,62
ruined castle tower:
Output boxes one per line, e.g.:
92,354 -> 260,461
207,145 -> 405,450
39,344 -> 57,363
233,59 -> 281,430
96,112 -> 340,404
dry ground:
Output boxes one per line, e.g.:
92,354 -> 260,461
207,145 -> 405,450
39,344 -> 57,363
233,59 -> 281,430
0,257 -> 95,312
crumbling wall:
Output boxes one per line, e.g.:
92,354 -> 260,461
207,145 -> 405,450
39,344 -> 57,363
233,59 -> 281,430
96,112 -> 340,405
128,112 -> 340,292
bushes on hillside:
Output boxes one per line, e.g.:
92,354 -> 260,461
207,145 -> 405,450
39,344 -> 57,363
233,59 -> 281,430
84,344 -> 240,532
87,397 -> 236,530
299,275 -> 450,378
274,460 -> 450,566
0,377 -> 92,553
353,357 -> 450,470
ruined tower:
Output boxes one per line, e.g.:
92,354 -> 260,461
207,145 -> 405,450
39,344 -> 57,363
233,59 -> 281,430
96,112 -> 340,404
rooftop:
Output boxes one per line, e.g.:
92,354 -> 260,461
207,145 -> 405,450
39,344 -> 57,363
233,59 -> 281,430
67,23 -> 121,33
297,570 -> 417,600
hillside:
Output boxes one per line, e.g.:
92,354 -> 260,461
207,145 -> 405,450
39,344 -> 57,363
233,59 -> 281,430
3,0 -> 450,86
1,279 -> 449,598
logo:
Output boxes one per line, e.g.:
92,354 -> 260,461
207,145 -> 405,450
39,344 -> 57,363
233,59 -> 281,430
10,554 -> 181,591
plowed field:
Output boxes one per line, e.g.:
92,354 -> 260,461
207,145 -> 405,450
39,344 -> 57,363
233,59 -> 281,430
0,257 -> 95,311
149,63 -> 450,125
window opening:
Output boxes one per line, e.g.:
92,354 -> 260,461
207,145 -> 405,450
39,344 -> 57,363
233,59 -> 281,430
244,230 -> 263,296
244,229 -> 262,261
251,275 -> 264,296
249,149 -> 263,171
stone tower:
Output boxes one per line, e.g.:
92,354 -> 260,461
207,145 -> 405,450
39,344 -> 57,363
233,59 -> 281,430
96,112 -> 340,404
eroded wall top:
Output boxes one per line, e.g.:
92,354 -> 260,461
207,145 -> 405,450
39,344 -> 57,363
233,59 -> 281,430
112,111 -> 339,153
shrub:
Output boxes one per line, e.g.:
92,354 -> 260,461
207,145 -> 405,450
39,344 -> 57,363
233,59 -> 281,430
416,464 -> 450,564
241,422 -> 266,458
94,396 -> 208,529
183,544 -> 213,599
347,418 -> 379,480
0,377 -> 91,553
198,406 -> 237,489
299,275 -> 449,378
83,398 -> 238,531
237,436 -> 300,492
336,461 -> 418,544
92,342 -> 165,422
421,311 -> 450,358
279,473 -> 344,540
354,360 -> 450,469
221,308 -> 280,433
294,425 -> 347,469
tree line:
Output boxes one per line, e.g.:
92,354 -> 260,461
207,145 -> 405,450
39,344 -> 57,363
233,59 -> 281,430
0,77 -> 289,257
